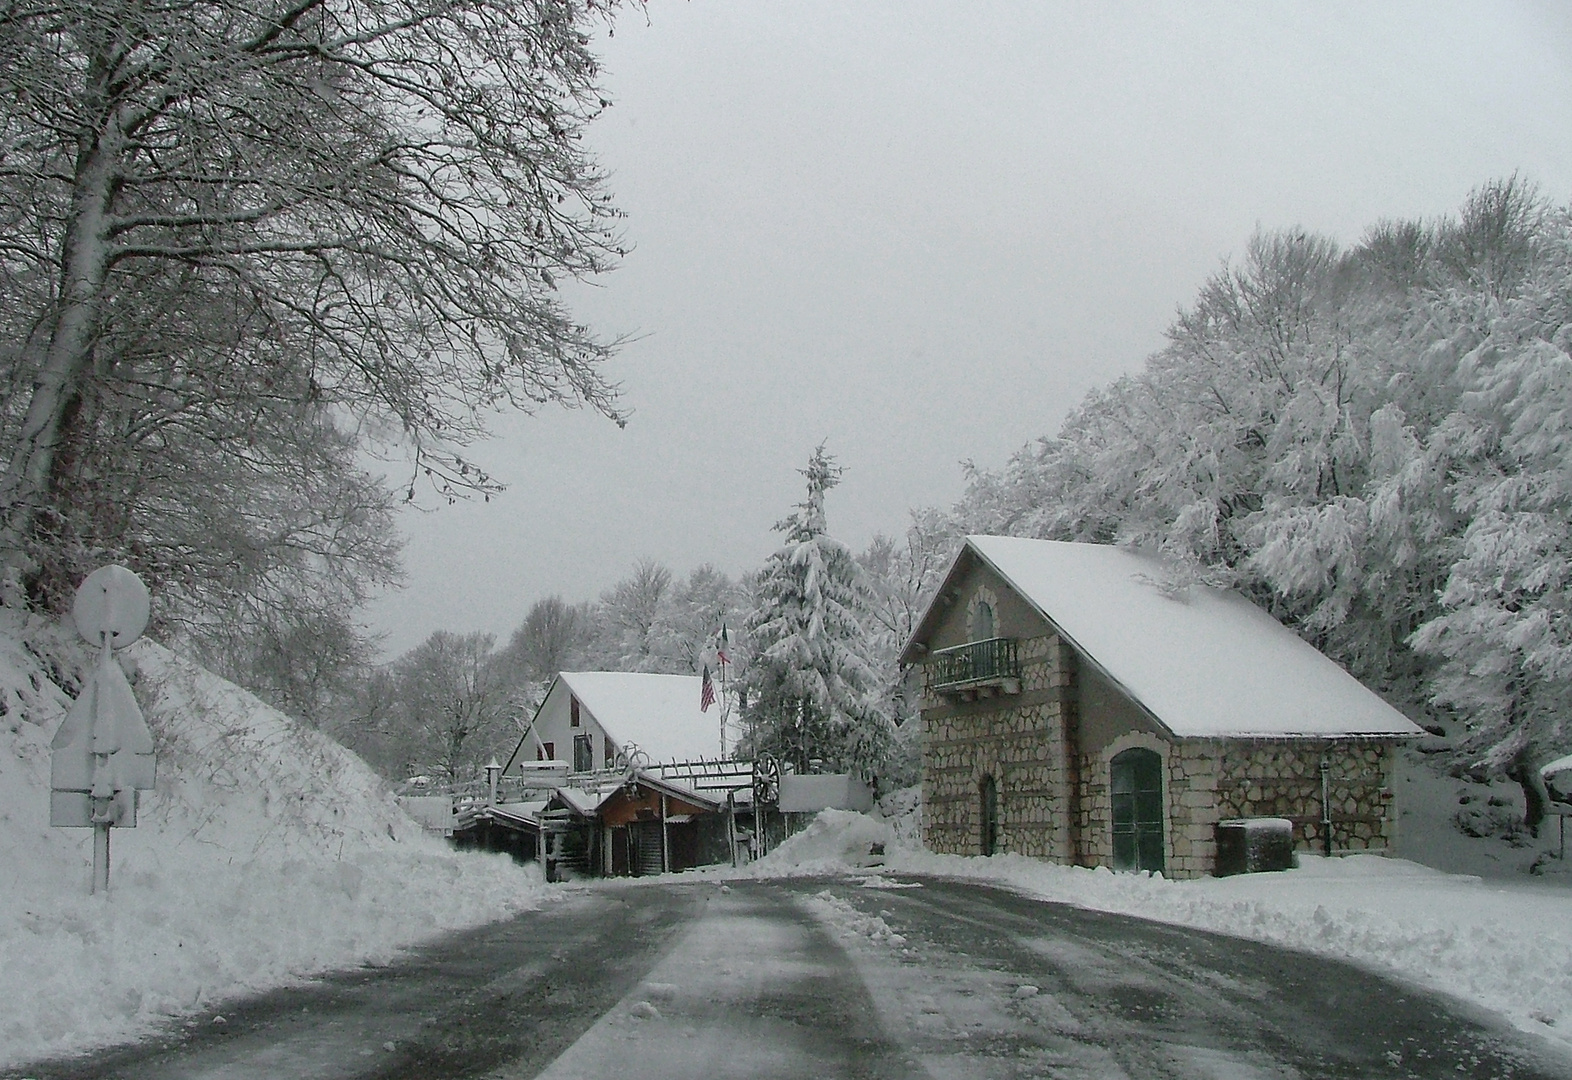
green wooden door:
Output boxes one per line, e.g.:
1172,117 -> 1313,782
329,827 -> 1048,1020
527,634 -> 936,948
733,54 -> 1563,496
1111,748 -> 1164,873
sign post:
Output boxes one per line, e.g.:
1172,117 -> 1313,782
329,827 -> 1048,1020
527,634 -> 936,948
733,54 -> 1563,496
50,566 -> 155,894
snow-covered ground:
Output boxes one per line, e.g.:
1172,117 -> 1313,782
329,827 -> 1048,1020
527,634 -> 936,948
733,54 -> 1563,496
744,791 -> 1572,1055
0,613 -> 541,1069
6,607 -> 1572,1069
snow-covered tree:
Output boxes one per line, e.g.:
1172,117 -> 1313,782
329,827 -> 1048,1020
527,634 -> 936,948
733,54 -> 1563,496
943,179 -> 1572,828
376,631 -> 512,785
647,564 -> 749,676
742,446 -> 890,778
586,559 -> 673,671
857,511 -> 959,785
1410,192 -> 1572,831
0,0 -> 625,628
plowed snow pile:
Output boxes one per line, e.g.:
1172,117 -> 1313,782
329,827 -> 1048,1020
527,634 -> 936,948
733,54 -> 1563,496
749,790 -> 1572,1052
0,611 -> 541,1068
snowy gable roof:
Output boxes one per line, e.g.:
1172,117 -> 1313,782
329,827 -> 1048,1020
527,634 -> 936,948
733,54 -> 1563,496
916,536 -> 1422,740
558,671 -> 723,763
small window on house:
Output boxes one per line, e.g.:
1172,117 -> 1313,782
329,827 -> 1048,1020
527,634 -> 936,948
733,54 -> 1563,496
542,741 -> 554,762
974,601 -> 996,641
605,735 -> 616,765
980,775 -> 999,856
574,734 -> 593,773
570,697 -> 580,727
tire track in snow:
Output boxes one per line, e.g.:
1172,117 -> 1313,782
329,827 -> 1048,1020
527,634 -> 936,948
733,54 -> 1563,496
504,883 -> 912,1080
788,875 -> 1572,1080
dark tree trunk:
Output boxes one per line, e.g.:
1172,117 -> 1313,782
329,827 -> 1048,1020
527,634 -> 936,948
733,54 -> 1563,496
1508,749 -> 1551,838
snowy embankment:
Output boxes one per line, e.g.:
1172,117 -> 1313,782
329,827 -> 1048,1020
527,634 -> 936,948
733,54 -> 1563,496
749,801 -> 1572,1052
0,612 -> 541,1069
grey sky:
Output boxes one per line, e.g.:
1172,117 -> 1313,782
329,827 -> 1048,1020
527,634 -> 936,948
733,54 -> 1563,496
364,1 -> 1572,658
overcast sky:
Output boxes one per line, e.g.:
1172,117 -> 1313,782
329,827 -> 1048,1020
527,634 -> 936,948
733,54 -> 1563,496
363,1 -> 1572,658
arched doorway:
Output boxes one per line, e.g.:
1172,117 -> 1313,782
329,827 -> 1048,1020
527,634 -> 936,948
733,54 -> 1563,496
980,775 -> 999,856
1110,748 -> 1164,873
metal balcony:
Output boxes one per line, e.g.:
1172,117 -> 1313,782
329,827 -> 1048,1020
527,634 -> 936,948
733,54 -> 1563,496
927,637 -> 1022,700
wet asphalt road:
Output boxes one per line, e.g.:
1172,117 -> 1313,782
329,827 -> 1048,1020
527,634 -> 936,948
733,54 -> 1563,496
7,875 -> 1569,1080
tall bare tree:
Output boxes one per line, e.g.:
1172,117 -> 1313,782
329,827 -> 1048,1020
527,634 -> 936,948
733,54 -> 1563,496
0,0 -> 626,610
384,630 -> 510,784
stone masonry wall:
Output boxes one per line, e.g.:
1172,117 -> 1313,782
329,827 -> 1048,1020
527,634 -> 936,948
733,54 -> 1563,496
1214,738 -> 1397,854
921,633 -> 1074,860
1077,737 -> 1399,878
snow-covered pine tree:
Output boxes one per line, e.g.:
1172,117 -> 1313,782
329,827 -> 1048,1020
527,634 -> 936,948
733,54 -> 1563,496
742,446 -> 891,779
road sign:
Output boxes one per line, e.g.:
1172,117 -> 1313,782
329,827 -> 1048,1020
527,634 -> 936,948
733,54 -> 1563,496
71,564 -> 150,648
50,566 -> 156,893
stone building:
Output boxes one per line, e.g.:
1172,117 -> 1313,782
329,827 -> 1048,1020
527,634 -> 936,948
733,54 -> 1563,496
899,536 -> 1423,879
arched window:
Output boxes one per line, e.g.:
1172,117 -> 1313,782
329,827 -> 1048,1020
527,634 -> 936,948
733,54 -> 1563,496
980,775 -> 999,856
1110,748 -> 1164,873
973,600 -> 996,641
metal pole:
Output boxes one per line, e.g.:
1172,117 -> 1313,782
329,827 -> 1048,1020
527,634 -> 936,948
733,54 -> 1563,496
1319,757 -> 1333,857
660,792 -> 670,873
91,629 -> 111,895
92,822 -> 109,894
727,791 -> 738,868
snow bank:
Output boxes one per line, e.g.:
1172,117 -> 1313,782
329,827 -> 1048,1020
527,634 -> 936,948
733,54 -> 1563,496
749,809 -> 893,877
0,613 -> 542,1068
756,792 -> 1572,1051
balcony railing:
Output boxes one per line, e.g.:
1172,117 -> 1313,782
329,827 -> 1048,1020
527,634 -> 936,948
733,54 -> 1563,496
928,637 -> 1021,695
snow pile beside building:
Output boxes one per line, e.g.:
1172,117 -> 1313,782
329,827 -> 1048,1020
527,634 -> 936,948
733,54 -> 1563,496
0,612 -> 542,1069
765,803 -> 1572,1051
874,785 -> 922,849
749,809 -> 895,877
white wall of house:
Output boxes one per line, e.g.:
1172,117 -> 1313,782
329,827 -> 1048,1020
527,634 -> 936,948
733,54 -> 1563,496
528,680 -> 617,773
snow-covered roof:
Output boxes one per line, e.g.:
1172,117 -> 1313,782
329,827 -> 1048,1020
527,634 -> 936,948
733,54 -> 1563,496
489,800 -> 548,826
550,786 -> 602,816
614,770 -> 721,812
910,536 -> 1423,740
558,671 -> 723,763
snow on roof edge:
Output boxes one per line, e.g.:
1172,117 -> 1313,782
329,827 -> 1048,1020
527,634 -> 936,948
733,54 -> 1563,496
962,535 -> 1424,740
962,538 -> 1179,739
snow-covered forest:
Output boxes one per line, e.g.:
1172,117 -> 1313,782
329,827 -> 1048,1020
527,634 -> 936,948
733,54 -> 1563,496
947,177 -> 1572,829
337,179 -> 1572,836
0,0 -> 627,736
1,0 -> 1568,839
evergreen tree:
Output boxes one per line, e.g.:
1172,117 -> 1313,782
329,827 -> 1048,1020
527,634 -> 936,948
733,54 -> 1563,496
743,446 -> 890,778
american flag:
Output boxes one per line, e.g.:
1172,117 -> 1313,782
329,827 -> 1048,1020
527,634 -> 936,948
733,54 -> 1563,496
700,664 -> 716,712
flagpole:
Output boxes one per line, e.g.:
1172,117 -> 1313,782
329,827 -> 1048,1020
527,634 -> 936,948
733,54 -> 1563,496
717,622 -> 732,757
718,654 -> 730,756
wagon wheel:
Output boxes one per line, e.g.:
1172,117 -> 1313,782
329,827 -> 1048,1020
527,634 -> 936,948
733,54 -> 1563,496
753,753 -> 781,805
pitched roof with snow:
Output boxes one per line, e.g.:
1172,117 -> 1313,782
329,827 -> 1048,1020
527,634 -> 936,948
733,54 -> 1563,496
906,536 -> 1423,740
558,671 -> 723,763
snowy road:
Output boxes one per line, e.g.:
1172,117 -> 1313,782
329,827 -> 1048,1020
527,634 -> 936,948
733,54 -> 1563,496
11,875 -> 1569,1080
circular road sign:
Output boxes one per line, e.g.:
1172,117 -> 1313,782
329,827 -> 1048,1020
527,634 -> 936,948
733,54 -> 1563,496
73,565 -> 151,648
